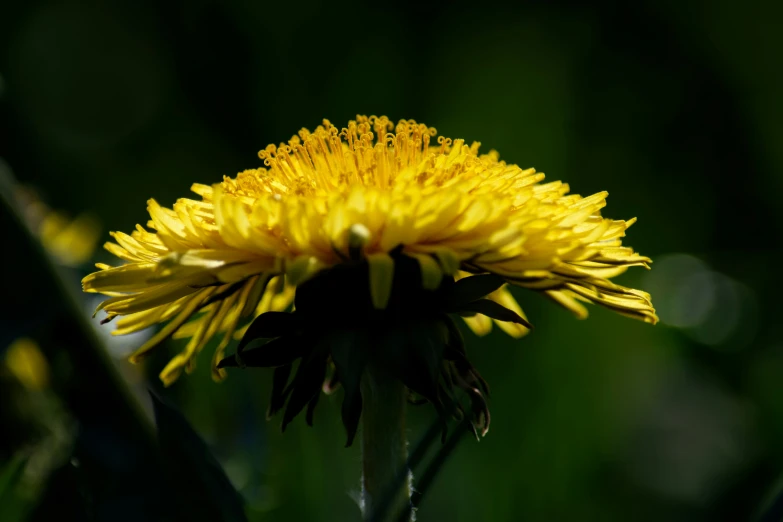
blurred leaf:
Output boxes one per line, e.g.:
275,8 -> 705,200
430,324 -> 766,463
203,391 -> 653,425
0,455 -> 29,522
368,418 -> 472,522
755,473 -> 783,522
0,162 -> 157,443
400,421 -> 472,522
0,455 -> 26,498
368,416 -> 443,522
150,392 -> 248,522
27,455 -> 93,522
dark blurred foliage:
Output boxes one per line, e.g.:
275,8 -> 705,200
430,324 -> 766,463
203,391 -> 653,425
1,0 -> 782,521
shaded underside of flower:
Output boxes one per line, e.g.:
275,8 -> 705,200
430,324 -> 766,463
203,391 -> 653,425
218,257 -> 517,443
82,115 -> 657,437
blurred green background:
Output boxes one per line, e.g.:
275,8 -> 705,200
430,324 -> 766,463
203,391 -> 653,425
1,0 -> 782,521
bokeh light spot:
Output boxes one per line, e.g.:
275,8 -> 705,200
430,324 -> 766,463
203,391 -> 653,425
644,254 -> 713,327
643,254 -> 758,349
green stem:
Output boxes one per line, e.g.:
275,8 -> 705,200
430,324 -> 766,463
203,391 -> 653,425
361,363 -> 412,522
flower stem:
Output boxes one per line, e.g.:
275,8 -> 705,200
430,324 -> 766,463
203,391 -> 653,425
361,363 -> 412,522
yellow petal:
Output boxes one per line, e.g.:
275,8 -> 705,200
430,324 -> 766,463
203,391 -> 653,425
128,288 -> 214,363
82,263 -> 157,292
545,289 -> 589,319
462,314 -> 492,336
286,255 -> 324,286
489,286 -> 530,338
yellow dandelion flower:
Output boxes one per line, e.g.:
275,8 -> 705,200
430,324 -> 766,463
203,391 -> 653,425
83,115 -> 656,443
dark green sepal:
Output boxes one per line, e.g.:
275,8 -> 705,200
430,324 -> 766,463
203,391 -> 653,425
323,364 -> 341,394
294,263 -> 372,316
440,314 -> 467,359
237,311 -> 301,352
448,346 -> 491,397
377,322 -> 446,405
377,320 -> 451,440
199,281 -> 246,308
457,299 -> 533,329
217,258 -> 505,445
436,368 -> 463,420
218,334 -> 307,369
407,393 -> 429,405
281,342 -> 330,432
267,364 -> 293,419
441,274 -> 505,310
328,329 -> 370,447
305,391 -> 320,427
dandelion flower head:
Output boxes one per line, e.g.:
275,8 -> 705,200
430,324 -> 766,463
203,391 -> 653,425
83,115 -> 656,437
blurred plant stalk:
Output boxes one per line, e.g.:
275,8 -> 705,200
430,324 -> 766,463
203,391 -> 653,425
0,163 -> 156,451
